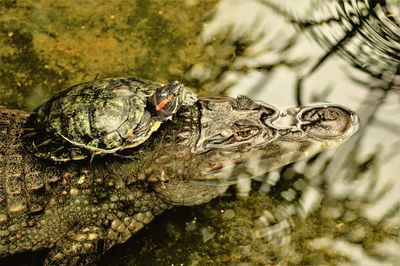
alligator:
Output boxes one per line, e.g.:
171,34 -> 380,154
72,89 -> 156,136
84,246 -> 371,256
0,95 -> 358,265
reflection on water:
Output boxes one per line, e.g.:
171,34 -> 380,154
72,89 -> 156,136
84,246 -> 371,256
0,0 -> 399,265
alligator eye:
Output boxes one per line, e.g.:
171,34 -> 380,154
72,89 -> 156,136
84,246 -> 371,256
233,121 -> 260,141
234,129 -> 253,141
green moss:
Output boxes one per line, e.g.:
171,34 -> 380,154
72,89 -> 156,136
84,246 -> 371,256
0,23 -> 68,110
0,0 -> 218,110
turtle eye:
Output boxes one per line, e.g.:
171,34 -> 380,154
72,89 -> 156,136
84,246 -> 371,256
155,95 -> 174,111
149,81 -> 184,116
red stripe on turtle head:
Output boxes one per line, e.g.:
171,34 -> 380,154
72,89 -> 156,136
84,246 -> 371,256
156,95 -> 174,111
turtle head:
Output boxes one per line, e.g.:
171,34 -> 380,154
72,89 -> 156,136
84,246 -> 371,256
148,81 -> 198,119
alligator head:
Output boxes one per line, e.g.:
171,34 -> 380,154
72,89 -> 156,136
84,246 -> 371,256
152,95 -> 359,206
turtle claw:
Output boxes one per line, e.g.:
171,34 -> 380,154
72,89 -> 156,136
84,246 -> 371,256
34,139 -> 53,148
52,146 -> 65,153
22,131 -> 37,138
112,153 -> 136,159
89,153 -> 96,163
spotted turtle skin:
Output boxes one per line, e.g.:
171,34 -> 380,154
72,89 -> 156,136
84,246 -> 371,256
24,77 -> 198,162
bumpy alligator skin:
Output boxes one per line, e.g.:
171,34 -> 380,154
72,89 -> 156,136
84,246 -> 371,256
0,95 -> 358,265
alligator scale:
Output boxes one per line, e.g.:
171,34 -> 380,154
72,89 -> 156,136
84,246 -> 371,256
0,76 -> 359,265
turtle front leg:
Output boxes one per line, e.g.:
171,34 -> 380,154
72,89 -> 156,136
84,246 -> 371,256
44,226 -> 107,266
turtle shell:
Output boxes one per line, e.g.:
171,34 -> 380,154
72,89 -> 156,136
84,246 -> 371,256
24,76 -> 197,161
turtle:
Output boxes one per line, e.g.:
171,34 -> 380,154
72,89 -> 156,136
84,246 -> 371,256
23,76 -> 198,161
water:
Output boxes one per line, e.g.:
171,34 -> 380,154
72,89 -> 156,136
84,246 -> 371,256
0,0 -> 399,265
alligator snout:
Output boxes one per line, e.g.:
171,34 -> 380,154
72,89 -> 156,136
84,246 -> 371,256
284,104 -> 360,140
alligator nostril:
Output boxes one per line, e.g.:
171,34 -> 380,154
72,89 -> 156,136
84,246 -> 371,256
299,106 -> 359,139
